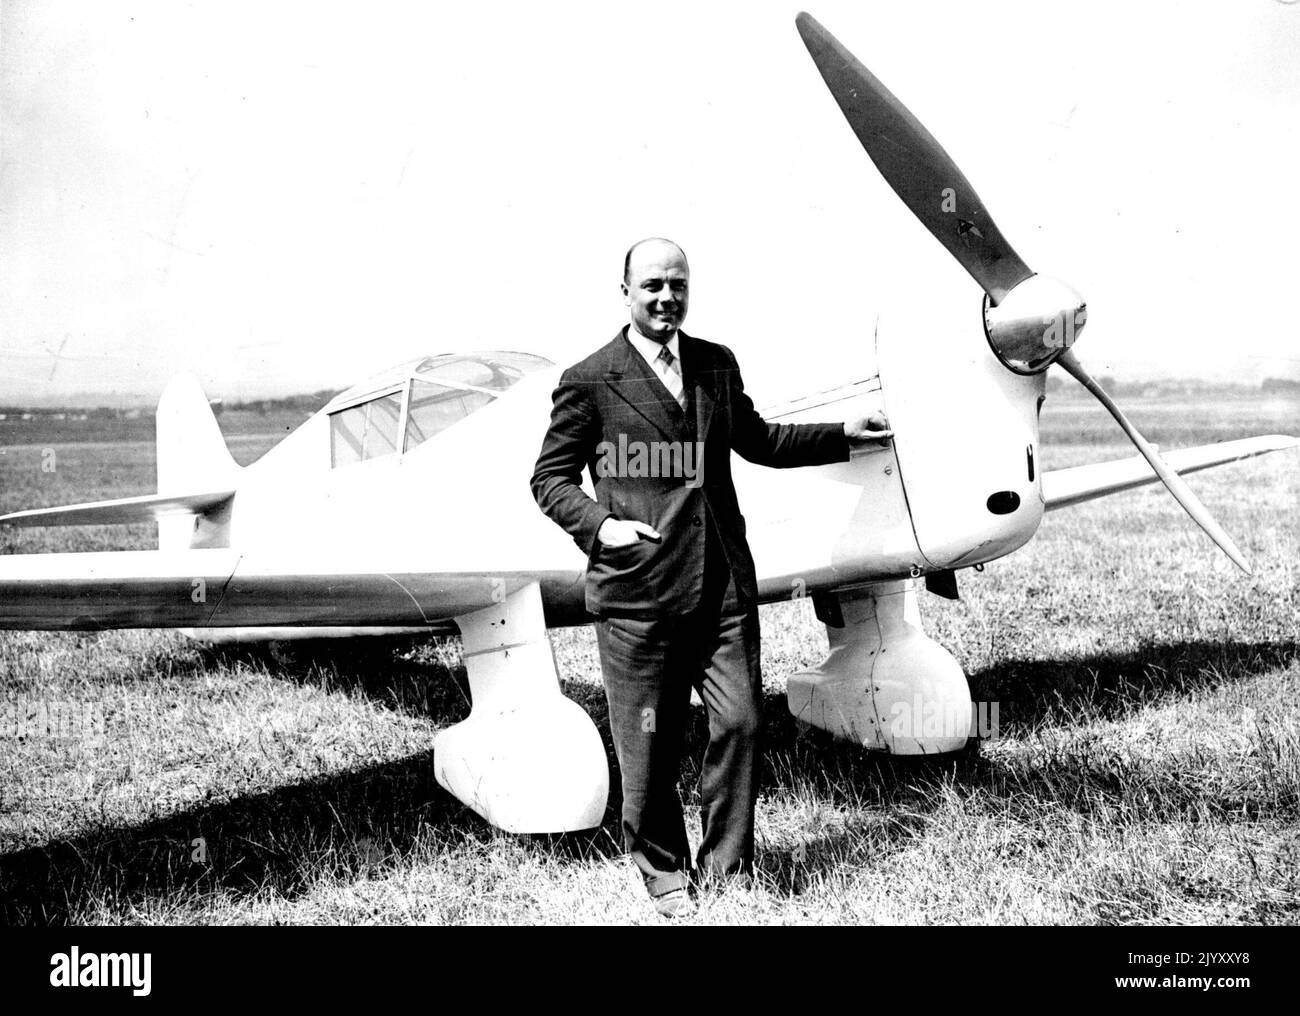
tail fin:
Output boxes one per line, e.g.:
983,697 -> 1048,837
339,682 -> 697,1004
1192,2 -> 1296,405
156,373 -> 241,549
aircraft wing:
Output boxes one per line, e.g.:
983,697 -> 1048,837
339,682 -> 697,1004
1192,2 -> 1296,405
0,546 -> 564,631
0,490 -> 235,528
1042,435 -> 1299,511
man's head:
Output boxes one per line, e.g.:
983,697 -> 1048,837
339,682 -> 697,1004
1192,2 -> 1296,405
622,238 -> 689,343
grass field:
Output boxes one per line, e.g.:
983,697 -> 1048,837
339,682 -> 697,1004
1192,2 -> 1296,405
1,390 -> 1297,925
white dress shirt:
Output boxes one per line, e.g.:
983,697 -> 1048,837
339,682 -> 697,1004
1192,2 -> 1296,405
626,325 -> 686,410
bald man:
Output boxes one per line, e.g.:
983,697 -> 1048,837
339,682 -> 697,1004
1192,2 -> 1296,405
531,238 -> 889,917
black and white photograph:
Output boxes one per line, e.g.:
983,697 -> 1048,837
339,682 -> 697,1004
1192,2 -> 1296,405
0,0 -> 1296,958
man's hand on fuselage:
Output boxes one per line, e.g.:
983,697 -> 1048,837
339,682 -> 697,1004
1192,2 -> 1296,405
844,411 -> 893,446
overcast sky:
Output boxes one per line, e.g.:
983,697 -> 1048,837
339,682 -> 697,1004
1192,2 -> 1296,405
2,0 -> 1298,406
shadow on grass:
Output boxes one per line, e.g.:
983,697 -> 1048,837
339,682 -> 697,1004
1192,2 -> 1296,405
965,638 -> 1299,729
2,749 -> 443,924
0,637 -> 627,925
3,636 -> 1293,920
1,729 -> 628,924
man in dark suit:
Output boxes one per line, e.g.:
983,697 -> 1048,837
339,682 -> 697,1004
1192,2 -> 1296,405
531,238 -> 889,916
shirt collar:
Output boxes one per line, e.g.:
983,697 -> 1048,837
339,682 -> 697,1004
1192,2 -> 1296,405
626,324 -> 680,368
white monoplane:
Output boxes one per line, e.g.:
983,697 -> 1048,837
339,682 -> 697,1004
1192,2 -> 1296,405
3,14 -> 1295,833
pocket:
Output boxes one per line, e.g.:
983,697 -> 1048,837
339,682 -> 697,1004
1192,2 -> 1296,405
601,539 -> 644,561
595,537 -> 653,572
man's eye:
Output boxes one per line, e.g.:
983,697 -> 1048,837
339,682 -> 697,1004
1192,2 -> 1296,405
644,282 -> 662,292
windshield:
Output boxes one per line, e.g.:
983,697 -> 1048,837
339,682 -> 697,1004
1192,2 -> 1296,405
415,352 -> 552,393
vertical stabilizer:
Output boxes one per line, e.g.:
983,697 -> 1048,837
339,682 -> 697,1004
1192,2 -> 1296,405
156,373 -> 240,549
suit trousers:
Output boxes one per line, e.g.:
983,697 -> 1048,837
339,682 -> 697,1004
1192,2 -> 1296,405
593,520 -> 762,897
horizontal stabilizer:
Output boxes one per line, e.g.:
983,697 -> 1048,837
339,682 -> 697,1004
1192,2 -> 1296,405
0,490 -> 235,528
1042,435 -> 1299,511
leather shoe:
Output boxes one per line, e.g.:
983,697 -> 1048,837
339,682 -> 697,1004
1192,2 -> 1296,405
652,887 -> 696,919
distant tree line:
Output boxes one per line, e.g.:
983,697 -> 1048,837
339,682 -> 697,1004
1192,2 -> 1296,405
0,389 -> 339,420
1044,376 -> 1299,397
1261,377 -> 1300,394
0,405 -> 132,419
223,390 -> 339,415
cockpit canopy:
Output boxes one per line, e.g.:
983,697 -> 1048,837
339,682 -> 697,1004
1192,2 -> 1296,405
325,351 -> 552,468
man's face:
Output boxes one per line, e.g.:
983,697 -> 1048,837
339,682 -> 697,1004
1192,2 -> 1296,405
623,243 -> 689,342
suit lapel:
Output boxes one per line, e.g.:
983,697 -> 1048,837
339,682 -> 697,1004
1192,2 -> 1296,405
678,331 -> 715,445
604,326 -> 686,441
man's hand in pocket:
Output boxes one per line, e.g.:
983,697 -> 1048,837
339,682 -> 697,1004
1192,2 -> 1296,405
597,518 -> 662,547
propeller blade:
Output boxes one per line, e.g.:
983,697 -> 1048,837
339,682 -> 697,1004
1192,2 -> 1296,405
795,12 -> 1034,304
1057,349 -> 1251,573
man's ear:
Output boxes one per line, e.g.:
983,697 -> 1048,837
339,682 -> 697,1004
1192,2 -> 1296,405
621,283 -> 631,307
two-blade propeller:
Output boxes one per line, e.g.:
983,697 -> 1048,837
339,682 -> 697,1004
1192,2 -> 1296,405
795,11 -> 1249,573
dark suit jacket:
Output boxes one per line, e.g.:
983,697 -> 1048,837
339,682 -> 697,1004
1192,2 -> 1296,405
531,326 -> 850,618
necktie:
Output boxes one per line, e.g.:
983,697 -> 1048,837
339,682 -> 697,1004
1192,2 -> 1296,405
656,344 -> 687,410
